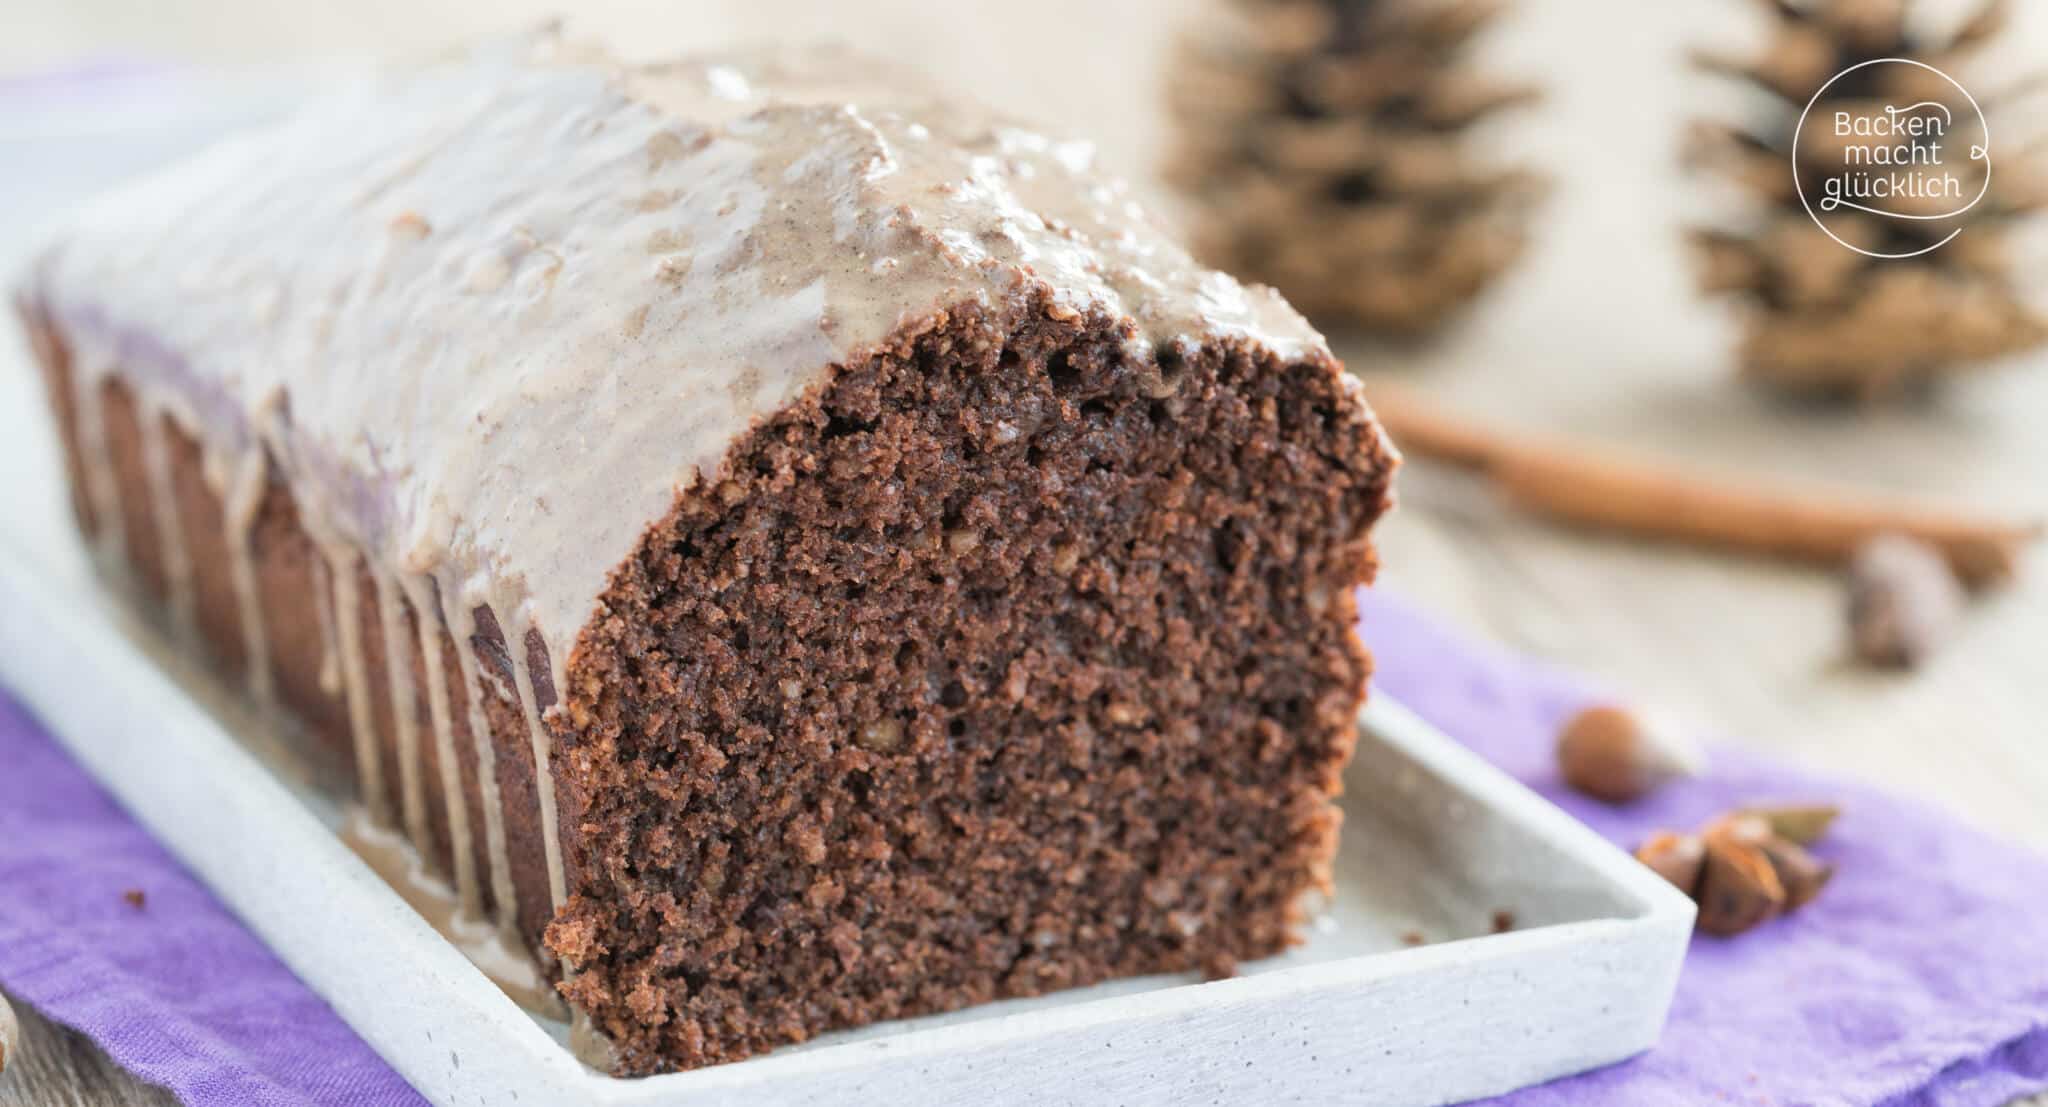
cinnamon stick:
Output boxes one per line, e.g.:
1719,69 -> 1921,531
1365,384 -> 1509,470
1367,385 -> 2042,587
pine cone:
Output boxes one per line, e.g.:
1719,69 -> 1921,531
1687,0 -> 2048,400
1165,0 -> 1543,336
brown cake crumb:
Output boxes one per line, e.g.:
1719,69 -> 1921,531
547,296 -> 1394,1073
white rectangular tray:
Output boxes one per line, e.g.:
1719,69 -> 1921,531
0,526 -> 1694,1107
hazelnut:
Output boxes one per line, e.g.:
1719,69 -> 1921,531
1846,534 -> 1964,669
1633,831 -> 1706,895
1555,704 -> 1704,803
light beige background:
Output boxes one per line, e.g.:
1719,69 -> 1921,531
2,1 -> 2046,1104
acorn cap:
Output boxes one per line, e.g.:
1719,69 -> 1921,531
1736,802 -> 1843,847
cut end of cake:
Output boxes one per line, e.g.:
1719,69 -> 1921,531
546,289 -> 1395,1074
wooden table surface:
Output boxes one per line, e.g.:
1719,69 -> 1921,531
2,1 -> 2043,1104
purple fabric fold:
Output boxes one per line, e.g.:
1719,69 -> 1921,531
1359,591 -> 2048,1107
0,591 -> 2042,1106
0,691 -> 425,1106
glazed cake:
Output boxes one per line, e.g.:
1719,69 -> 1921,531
15,29 -> 1397,1074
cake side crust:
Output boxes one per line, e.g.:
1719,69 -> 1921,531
23,316 -> 533,947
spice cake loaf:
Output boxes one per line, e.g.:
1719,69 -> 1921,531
14,28 -> 1397,1074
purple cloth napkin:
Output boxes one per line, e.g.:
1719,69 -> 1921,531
1360,593 -> 2048,1107
0,691 -> 425,1106
2,591 -> 2045,1106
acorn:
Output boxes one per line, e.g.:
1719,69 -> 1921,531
1556,704 -> 1705,803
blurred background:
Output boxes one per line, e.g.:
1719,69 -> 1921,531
3,1 -> 2044,840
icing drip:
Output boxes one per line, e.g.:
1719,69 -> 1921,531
373,568 -> 430,849
505,613 -> 567,914
134,399 -> 195,634
311,554 -> 341,697
444,601 -> 521,937
328,551 -> 389,824
403,573 -> 483,918
223,449 -> 274,703
67,364 -> 124,571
